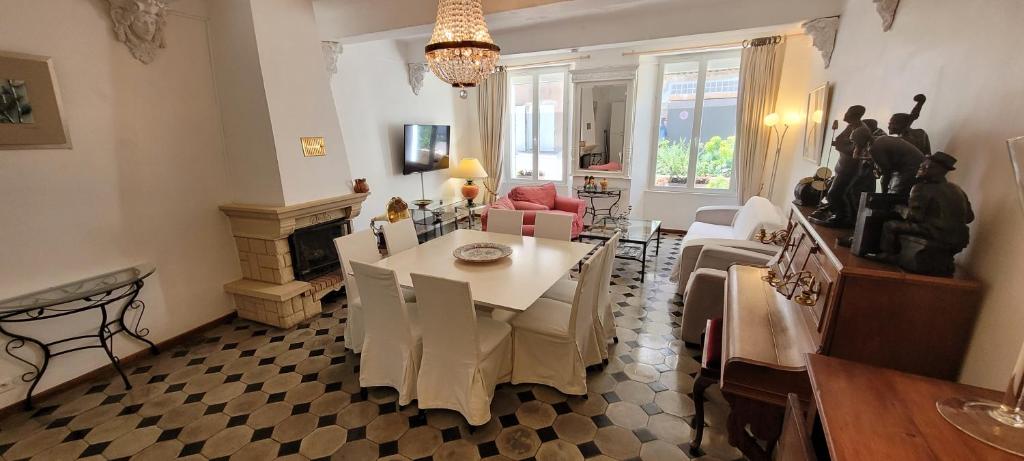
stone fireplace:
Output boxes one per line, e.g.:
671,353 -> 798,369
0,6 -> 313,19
219,193 -> 368,328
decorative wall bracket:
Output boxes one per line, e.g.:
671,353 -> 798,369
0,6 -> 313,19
321,41 -> 343,76
407,63 -> 429,95
873,0 -> 901,32
802,16 -> 840,69
107,0 -> 170,64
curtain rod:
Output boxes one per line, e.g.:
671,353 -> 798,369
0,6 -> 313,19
503,55 -> 591,69
621,34 -> 793,57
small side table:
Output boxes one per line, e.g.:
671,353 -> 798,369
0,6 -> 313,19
460,204 -> 488,230
0,264 -> 160,409
575,186 -> 625,226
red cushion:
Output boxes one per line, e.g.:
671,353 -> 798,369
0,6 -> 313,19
508,183 -> 557,209
512,200 -> 550,211
491,196 -> 515,210
586,161 -> 622,171
702,318 -> 722,371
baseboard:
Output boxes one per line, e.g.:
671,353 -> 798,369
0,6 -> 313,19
661,228 -> 687,235
0,312 -> 237,419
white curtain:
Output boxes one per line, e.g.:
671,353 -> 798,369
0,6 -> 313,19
736,37 -> 786,203
477,67 -> 508,203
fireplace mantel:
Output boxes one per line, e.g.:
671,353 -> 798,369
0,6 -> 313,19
220,192 -> 368,240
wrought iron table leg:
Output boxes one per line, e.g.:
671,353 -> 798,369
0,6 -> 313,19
0,325 -> 50,410
641,240 -> 648,283
118,283 -> 159,354
656,230 -> 661,256
99,305 -> 132,390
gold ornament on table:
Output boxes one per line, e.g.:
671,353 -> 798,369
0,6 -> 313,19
424,0 -> 501,93
386,197 -> 410,223
755,228 -> 791,246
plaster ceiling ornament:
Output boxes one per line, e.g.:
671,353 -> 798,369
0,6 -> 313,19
322,41 -> 343,76
802,16 -> 840,69
107,0 -> 169,64
873,0 -> 901,31
407,63 -> 430,95
424,0 -> 501,89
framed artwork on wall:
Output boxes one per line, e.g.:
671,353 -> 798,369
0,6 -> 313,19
0,51 -> 71,149
803,82 -> 831,163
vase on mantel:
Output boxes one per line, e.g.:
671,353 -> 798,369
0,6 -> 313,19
353,178 -> 369,193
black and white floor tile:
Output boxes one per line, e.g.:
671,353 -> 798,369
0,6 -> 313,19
0,233 -> 742,460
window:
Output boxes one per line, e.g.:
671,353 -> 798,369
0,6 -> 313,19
651,51 -> 741,191
509,66 -> 569,182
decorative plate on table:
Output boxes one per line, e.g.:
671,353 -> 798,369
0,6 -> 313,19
453,243 -> 513,263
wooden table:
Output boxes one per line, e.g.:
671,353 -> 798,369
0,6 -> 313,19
807,354 -> 1020,461
374,229 -> 595,312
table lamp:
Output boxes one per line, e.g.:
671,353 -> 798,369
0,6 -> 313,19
451,158 -> 489,207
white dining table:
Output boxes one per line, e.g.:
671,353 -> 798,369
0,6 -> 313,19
373,229 -> 595,312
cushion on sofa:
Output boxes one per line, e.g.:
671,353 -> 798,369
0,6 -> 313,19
682,222 -> 735,244
508,183 -> 557,209
512,200 -> 550,211
491,196 -> 515,210
731,196 -> 781,240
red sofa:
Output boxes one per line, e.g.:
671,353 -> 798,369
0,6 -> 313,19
481,183 -> 586,238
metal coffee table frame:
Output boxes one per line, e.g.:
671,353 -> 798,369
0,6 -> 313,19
0,265 -> 159,409
579,220 -> 662,282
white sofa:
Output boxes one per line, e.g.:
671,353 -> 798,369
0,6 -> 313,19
669,196 -> 785,295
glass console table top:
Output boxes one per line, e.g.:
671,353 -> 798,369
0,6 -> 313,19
581,219 -> 662,243
0,263 -> 156,311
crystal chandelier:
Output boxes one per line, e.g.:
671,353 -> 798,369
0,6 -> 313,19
425,0 -> 501,91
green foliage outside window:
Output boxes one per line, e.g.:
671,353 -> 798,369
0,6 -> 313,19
655,135 -> 734,188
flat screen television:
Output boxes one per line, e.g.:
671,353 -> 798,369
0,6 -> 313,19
403,124 -> 450,174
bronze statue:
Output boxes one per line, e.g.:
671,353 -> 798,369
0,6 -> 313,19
888,94 -> 932,155
868,152 -> 974,276
851,127 -> 925,197
863,118 -> 887,137
810,105 -> 868,227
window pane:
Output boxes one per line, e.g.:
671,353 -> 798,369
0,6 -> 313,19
537,72 -> 564,181
510,75 -> 534,179
695,57 -> 739,189
655,61 -> 699,187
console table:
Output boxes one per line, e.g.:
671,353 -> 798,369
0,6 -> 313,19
0,264 -> 159,409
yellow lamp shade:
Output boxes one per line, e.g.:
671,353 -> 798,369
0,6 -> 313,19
763,113 -> 780,127
784,112 -> 803,126
451,158 -> 489,179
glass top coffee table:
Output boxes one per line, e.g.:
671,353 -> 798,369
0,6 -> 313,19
579,219 -> 662,282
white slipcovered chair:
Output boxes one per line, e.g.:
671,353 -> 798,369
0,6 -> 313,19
511,245 -> 606,395
670,196 -> 784,294
679,244 -> 779,344
533,212 -> 574,241
334,229 -> 383,353
381,218 -> 420,255
351,260 -> 421,406
410,273 -> 513,426
542,231 -> 620,356
486,209 -> 525,236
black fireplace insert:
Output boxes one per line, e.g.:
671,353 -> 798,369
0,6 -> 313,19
288,218 -> 350,281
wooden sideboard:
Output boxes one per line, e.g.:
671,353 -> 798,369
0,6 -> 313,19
776,205 -> 983,380
802,354 -> 1020,461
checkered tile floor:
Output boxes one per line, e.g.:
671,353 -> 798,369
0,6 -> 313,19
0,233 -> 742,460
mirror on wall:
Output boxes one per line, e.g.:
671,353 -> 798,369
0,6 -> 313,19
571,67 -> 637,177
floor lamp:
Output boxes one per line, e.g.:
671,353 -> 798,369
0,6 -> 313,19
936,136 -> 1024,456
762,112 -> 801,197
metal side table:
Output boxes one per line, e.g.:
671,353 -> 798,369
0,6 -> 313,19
0,264 -> 160,409
575,186 -> 625,226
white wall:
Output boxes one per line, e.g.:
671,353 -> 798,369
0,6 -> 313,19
768,0 -> 1024,389
331,40 -> 479,230
0,0 -> 239,407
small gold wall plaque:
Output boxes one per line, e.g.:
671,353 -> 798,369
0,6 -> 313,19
300,136 -> 326,157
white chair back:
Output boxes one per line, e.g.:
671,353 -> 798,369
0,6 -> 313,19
597,231 -> 620,345
411,273 -> 480,378
382,218 -> 419,255
334,229 -> 383,302
351,260 -> 414,345
533,212 -> 573,241
570,245 -> 605,359
487,209 -> 524,236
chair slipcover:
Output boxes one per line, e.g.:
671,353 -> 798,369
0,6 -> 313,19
533,212 -> 574,241
334,229 -> 383,353
410,273 -> 512,426
511,245 -> 606,395
486,209 -> 525,236
542,232 -> 620,357
351,260 -> 421,406
382,218 -> 420,255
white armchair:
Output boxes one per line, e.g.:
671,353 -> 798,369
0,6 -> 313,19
680,245 -> 779,344
670,196 -> 784,294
